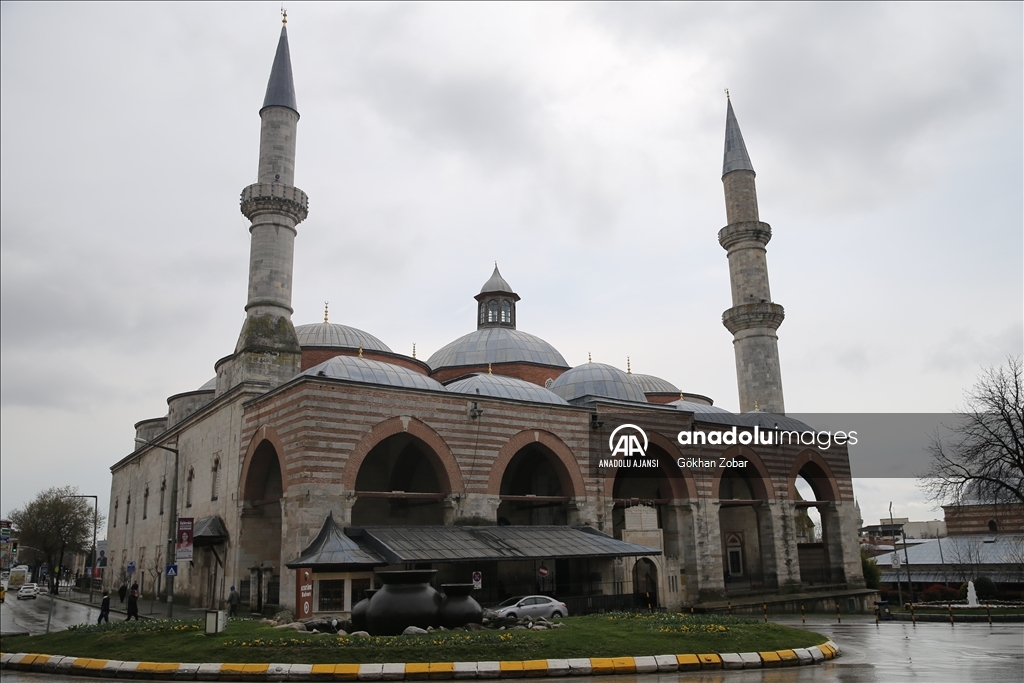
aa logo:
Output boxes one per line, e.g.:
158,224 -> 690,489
609,424 -> 648,457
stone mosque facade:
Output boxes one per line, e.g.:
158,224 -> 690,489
106,23 -> 866,616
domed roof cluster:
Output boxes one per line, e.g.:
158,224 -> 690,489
550,362 -> 647,404
303,356 -> 444,392
295,321 -> 391,353
446,373 -> 568,405
428,328 -> 568,370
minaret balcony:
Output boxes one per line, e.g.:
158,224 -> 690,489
718,221 -> 772,251
722,302 -> 785,334
240,183 -> 309,223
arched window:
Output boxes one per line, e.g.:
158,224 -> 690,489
988,519 -> 998,533
143,486 -> 149,520
113,499 -> 118,528
159,477 -> 166,515
487,299 -> 498,323
726,532 -> 743,577
500,300 -> 511,324
186,467 -> 195,508
125,493 -> 131,525
211,457 -> 221,501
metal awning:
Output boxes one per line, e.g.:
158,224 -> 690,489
193,516 -> 228,546
345,525 -> 661,564
287,513 -> 386,569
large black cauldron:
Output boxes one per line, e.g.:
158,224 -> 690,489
439,583 -> 483,629
350,588 -> 378,633
365,570 -> 441,636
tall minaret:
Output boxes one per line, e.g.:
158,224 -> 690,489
718,97 -> 785,414
219,15 -> 308,392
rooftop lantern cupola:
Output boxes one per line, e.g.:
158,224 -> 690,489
475,264 -> 520,330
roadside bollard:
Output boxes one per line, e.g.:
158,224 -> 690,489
690,605 -> 694,614
948,604 -> 954,625
910,602 -> 916,624
801,603 -> 805,624
874,604 -> 879,624
763,602 -> 768,623
836,601 -> 841,624
987,604 -> 992,625
728,601 -> 732,617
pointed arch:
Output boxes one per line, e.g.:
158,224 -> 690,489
711,446 -> 775,501
240,424 -> 294,501
603,430 -> 697,501
787,449 -> 841,502
487,429 -> 584,498
343,416 -> 464,494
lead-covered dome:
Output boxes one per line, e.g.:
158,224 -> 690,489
428,328 -> 568,370
670,400 -> 743,425
630,373 -> 679,394
303,356 -> 444,392
295,322 -> 391,353
550,362 -> 647,403
446,373 -> 568,405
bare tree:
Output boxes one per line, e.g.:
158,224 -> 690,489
924,356 -> 1024,506
7,486 -> 104,593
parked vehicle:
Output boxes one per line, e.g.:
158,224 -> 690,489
492,595 -> 568,619
17,583 -> 39,599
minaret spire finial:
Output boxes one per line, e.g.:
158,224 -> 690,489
412,343 -> 417,359
725,88 -> 730,99
282,7 -> 287,25
588,352 -> 592,363
627,356 -> 631,373
323,301 -> 329,324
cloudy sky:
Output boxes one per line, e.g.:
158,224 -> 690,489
2,2 -> 1021,533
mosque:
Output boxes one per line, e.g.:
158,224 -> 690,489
106,20 -> 867,617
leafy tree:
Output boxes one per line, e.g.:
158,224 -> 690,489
860,550 -> 880,589
924,356 -> 1024,506
7,486 -> 104,593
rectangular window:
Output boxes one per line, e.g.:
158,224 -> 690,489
728,547 -> 743,576
318,579 -> 345,612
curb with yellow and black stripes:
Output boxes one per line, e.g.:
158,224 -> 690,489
1,642 -> 839,679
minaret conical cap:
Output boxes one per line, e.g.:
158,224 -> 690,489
262,26 -> 298,115
479,264 -> 514,294
722,98 -> 753,177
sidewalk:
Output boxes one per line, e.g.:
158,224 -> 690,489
55,588 -> 209,620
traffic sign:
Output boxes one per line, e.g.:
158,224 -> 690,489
538,565 -> 549,578
0,527 -> 10,539
472,571 -> 482,590
127,561 -> 136,574
891,554 -> 901,569
166,564 -> 178,577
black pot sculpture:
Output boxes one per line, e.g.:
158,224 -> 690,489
439,583 -> 483,629
350,588 -> 377,633
365,570 -> 441,636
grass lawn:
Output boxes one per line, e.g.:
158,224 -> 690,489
903,606 -> 1024,615
0,613 -> 827,664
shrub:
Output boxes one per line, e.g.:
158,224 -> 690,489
861,552 -> 881,589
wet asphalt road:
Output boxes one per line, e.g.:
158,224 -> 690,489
1,593 -> 102,636
1,613 -> 1020,682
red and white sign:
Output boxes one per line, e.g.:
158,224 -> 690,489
472,571 -> 482,589
176,518 -> 194,561
538,565 -> 550,578
296,569 -> 314,617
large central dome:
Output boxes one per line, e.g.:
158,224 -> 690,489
428,266 -> 568,377
428,327 -> 568,369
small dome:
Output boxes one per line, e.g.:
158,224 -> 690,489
303,356 -> 444,392
480,265 -> 513,294
446,373 -> 568,405
427,328 -> 568,370
670,400 -> 744,425
295,322 -> 392,353
739,412 -> 814,432
630,373 -> 679,394
198,377 -> 217,392
549,363 -> 647,403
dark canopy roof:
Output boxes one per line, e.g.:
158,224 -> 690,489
287,513 -> 385,569
193,516 -> 228,546
346,525 -> 661,564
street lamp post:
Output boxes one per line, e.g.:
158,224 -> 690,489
62,495 -> 98,605
136,438 -> 178,619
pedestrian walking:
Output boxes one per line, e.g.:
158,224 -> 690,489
228,585 -> 240,617
125,588 -> 139,621
97,591 -> 110,624
118,583 -> 127,603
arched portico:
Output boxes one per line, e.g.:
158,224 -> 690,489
790,451 -> 846,584
490,430 -> 584,526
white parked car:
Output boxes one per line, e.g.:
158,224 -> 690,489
17,583 -> 39,599
492,595 -> 568,619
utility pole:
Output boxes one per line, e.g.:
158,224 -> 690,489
890,502 -> 903,608
136,439 -> 179,619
